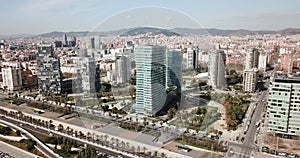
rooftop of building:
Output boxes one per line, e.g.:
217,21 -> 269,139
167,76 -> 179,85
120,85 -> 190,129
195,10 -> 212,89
273,71 -> 300,83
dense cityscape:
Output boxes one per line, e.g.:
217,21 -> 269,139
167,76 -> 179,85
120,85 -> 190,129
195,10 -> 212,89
1,1 -> 300,158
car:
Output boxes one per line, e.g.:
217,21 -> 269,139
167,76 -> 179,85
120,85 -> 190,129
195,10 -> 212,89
288,153 -> 298,158
278,152 -> 287,157
241,137 -> 245,143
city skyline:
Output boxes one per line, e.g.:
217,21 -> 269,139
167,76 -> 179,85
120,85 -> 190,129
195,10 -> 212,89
1,0 -> 300,35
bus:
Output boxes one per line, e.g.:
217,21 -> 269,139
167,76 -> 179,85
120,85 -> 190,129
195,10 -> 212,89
176,144 -> 192,152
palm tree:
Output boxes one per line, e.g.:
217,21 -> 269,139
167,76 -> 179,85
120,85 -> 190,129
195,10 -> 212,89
153,151 -> 158,157
66,126 -> 70,134
86,132 -> 91,141
104,135 -> 108,144
115,138 -> 119,147
137,146 -> 140,153
110,137 -> 115,146
142,147 -> 147,153
58,124 -> 64,131
131,146 -> 136,154
126,142 -> 130,151
120,141 -> 125,151
160,152 -> 166,158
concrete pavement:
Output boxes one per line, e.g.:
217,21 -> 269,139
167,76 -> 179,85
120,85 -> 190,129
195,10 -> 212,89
0,141 -> 39,158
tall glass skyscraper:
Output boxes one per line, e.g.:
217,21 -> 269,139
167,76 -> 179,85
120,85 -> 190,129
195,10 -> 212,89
166,50 -> 182,93
134,45 -> 167,116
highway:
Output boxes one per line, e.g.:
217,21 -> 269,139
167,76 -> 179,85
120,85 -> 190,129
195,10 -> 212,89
0,116 -> 134,158
0,119 -> 60,158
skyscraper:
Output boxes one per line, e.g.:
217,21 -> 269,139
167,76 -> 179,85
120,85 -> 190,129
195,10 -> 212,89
166,50 -> 182,93
63,34 -> 68,47
208,50 -> 226,89
74,50 -> 101,94
134,45 -> 167,116
115,54 -> 131,84
90,36 -> 101,49
37,44 -> 62,95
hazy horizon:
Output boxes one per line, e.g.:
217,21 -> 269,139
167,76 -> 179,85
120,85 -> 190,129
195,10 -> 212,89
1,0 -> 300,35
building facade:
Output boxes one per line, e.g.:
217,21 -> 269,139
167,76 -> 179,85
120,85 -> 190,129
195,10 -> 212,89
267,72 -> 300,136
134,45 -> 167,116
258,53 -> 268,72
115,54 -> 131,84
208,50 -> 226,89
165,50 -> 182,93
37,44 -> 62,95
73,51 -> 101,94
243,68 -> 258,93
244,48 -> 260,70
186,47 -> 198,69
1,67 -> 22,91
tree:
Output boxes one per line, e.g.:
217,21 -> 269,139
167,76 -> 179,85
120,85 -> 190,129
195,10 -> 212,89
142,147 -> 147,153
16,130 -> 21,136
167,108 -> 177,119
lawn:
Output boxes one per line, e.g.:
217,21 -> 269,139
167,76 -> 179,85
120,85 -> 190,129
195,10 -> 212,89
1,98 -> 25,105
0,138 -> 46,157
26,128 -> 50,142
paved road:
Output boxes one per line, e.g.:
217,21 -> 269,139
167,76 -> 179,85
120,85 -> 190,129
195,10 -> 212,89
0,119 -> 59,158
0,140 -> 39,158
0,116 -> 133,158
226,81 -> 269,158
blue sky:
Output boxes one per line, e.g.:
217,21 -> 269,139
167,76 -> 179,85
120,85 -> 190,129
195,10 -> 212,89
1,0 -> 300,35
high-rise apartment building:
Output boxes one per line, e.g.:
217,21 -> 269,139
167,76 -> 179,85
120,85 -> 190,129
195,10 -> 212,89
243,68 -> 258,93
267,72 -> 300,136
186,47 -> 198,69
90,36 -> 101,49
1,67 -> 22,91
115,54 -> 131,84
73,50 -> 101,94
166,50 -> 182,93
258,53 -> 268,72
37,44 -> 62,95
208,50 -> 226,89
244,48 -> 260,70
134,45 -> 167,116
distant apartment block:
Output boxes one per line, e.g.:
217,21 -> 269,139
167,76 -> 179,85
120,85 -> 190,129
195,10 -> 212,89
279,53 -> 294,73
267,72 -> 300,136
186,47 -> 198,69
72,50 -> 101,94
134,45 -> 167,116
208,50 -> 226,89
244,48 -> 260,70
115,54 -> 131,84
258,53 -> 268,72
243,68 -> 258,93
1,66 -> 22,91
37,44 -> 62,95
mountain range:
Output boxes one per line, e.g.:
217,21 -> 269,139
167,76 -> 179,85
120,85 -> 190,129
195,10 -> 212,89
1,27 -> 300,39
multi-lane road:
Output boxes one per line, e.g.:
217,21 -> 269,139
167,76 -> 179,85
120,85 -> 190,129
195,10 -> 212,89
0,116 -> 133,158
226,80 -> 269,158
